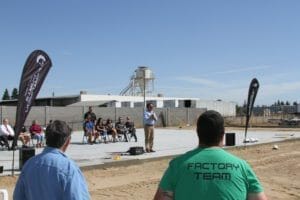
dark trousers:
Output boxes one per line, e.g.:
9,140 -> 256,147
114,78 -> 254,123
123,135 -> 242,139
130,128 -> 137,142
0,135 -> 14,148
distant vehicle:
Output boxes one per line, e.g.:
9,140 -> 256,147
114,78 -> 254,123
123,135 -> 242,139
279,118 -> 300,126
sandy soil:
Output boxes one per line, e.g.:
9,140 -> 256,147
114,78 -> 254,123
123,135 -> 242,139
1,139 -> 300,200
168,125 -> 300,132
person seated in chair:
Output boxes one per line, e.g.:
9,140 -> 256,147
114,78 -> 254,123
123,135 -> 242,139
115,117 -> 128,142
125,116 -> 137,142
0,118 -> 15,150
95,117 -> 108,143
29,120 -> 44,148
105,118 -> 118,142
83,115 -> 98,144
18,126 -> 31,148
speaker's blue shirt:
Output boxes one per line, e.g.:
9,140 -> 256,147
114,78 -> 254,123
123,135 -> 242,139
143,110 -> 157,125
13,147 -> 90,200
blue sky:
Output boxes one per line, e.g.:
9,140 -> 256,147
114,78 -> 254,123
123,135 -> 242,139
0,1 -> 299,105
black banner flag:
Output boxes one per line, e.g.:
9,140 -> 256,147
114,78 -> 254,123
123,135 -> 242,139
244,78 -> 259,143
13,50 -> 52,147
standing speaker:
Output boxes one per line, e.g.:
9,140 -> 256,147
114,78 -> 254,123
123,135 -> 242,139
225,133 -> 235,146
19,147 -> 35,170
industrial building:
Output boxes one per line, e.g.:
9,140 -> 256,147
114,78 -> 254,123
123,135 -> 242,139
0,66 -> 237,116
0,92 -> 236,117
70,93 -> 236,116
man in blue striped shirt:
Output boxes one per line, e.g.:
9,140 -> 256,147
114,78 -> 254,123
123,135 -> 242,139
144,103 -> 158,153
14,120 -> 90,200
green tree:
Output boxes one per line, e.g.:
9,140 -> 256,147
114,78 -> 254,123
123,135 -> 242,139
285,101 -> 290,105
277,100 -> 281,106
293,101 -> 298,106
11,88 -> 19,99
2,88 -> 10,100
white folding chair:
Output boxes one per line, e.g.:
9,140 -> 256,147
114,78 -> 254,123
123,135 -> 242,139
0,189 -> 8,200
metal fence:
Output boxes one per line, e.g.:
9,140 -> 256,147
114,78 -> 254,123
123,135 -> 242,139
0,106 -> 206,130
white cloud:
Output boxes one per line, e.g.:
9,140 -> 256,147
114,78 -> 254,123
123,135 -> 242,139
163,63 -> 298,105
175,76 -> 218,87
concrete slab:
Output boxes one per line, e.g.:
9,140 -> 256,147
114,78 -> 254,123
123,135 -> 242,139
1,128 -> 299,176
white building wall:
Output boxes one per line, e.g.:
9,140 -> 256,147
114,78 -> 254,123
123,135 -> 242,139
196,100 -> 236,116
298,104 -> 300,113
79,94 -> 235,115
130,101 -> 134,108
115,101 -> 121,108
175,100 -> 179,108
80,94 -> 145,102
156,100 -> 164,108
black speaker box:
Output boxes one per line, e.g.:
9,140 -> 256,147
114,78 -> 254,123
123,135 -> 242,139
19,147 -> 35,170
225,133 -> 235,146
128,146 -> 144,155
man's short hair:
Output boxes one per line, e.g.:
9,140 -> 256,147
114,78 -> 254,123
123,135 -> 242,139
46,120 -> 72,148
197,110 -> 224,146
146,103 -> 153,109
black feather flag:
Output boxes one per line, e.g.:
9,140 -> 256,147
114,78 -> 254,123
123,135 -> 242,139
244,78 -> 259,143
14,50 -> 52,143
12,50 -> 52,174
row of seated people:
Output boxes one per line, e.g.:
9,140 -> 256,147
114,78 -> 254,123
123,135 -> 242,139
83,116 -> 137,144
0,118 -> 46,150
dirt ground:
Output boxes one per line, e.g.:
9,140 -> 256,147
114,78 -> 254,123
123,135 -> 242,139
1,139 -> 300,200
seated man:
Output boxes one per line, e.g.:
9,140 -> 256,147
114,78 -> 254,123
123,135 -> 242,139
0,118 -> 15,150
29,120 -> 44,148
115,117 -> 128,142
125,116 -> 137,142
18,126 -> 31,148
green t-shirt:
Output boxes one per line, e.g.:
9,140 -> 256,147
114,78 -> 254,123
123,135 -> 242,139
159,147 -> 263,200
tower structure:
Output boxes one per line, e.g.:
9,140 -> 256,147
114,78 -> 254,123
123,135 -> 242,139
120,66 -> 155,96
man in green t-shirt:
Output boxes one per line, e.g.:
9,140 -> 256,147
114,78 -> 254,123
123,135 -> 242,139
154,110 -> 267,200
